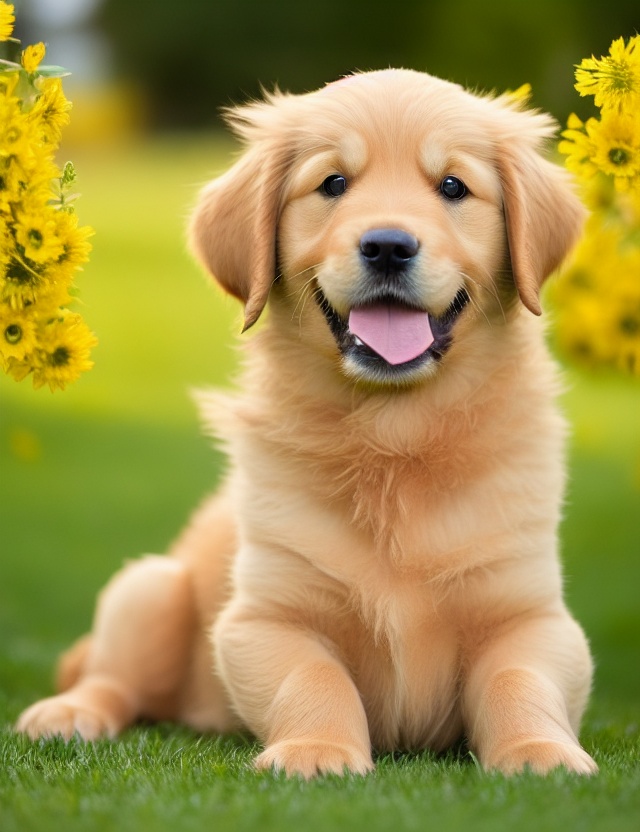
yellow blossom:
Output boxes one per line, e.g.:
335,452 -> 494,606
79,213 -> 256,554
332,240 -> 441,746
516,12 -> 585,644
30,78 -> 72,144
1,230 -> 72,310
507,83 -> 532,104
552,293 -> 615,370
0,255 -> 45,308
0,2 -> 14,41
557,35 -> 640,376
52,210 -> 93,279
2,4 -> 95,390
549,211 -> 640,376
0,90 -> 28,149
575,36 -> 640,112
16,144 -> 61,194
31,312 -> 97,391
605,279 -> 640,375
21,42 -> 46,74
587,110 -> 640,191
0,303 -> 37,364
558,115 -> 599,181
15,210 -> 65,264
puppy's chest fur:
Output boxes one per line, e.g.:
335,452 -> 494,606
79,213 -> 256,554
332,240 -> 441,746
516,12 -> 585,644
225,344 -> 562,749
322,582 -> 464,751
235,395 -> 520,747
326,432 -> 489,562
261,387 -> 512,567
294,438 -> 516,753
305,444 -> 497,750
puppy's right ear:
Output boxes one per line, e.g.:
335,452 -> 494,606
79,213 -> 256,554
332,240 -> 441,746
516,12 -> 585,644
189,108 -> 290,330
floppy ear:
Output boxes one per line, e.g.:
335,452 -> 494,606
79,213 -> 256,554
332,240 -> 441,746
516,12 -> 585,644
189,112 -> 291,330
500,144 -> 586,316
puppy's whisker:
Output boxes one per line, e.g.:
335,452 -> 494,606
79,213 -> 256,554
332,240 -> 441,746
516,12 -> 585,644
459,274 -> 494,328
297,285 -> 325,329
291,267 -> 322,323
290,264 -> 321,283
293,284 -> 315,328
469,294 -> 493,329
461,272 -> 506,324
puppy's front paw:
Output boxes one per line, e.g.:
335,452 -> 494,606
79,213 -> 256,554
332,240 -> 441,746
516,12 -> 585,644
16,695 -> 118,741
255,738 -> 374,779
489,739 -> 598,776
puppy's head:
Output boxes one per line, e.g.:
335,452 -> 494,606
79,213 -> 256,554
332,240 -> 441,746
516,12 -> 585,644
190,69 -> 585,387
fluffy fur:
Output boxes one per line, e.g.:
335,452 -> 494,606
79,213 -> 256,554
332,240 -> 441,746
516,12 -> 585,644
17,69 -> 597,778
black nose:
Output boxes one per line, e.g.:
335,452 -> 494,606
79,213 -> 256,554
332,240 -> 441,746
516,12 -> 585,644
360,228 -> 420,273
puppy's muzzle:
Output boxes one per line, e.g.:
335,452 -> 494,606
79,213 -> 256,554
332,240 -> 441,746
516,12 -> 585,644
360,228 -> 420,276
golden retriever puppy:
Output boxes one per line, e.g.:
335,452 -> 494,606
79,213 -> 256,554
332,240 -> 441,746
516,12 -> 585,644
17,69 -> 598,778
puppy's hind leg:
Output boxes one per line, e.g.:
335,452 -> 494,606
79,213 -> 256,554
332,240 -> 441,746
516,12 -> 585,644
56,632 -> 94,692
16,556 -> 196,741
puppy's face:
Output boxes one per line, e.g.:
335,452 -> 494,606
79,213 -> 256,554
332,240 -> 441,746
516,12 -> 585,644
191,70 -> 585,387
277,74 -> 508,384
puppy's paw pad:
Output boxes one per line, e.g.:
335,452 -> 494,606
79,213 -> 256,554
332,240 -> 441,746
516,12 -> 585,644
255,739 -> 374,779
15,696 -> 115,742
491,739 -> 598,776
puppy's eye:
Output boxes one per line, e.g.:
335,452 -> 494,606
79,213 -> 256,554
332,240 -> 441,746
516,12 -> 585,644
321,175 -> 347,198
440,176 -> 468,200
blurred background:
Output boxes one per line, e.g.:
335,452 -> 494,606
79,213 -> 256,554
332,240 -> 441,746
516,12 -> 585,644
10,0 -> 640,130
1,0 -> 639,728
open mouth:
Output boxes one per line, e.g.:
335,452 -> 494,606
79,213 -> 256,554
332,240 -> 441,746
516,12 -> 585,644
315,287 -> 470,382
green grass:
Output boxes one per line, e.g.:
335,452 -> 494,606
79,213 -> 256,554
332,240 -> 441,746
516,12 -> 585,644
1,135 -> 639,831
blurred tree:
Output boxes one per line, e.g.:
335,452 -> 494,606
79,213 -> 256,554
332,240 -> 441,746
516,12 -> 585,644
100,0 -> 639,127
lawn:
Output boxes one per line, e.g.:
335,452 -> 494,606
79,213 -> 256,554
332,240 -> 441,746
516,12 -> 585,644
1,135 -> 639,832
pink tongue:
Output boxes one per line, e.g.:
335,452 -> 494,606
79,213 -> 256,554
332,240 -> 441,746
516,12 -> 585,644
348,305 -> 434,365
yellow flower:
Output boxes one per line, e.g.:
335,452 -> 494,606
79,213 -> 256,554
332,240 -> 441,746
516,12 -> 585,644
559,110 -> 640,191
0,255 -> 43,308
52,210 -> 93,279
553,292 -> 612,369
558,115 -> 599,181
551,213 -> 640,375
0,2 -> 15,41
31,78 -> 72,144
506,83 -> 532,104
0,302 -> 37,364
0,6 -> 95,391
0,90 -> 28,149
575,35 -> 640,112
15,210 -> 65,264
608,287 -> 640,376
587,110 -> 640,190
555,35 -> 640,378
0,225 -> 70,310
16,143 -> 61,194
21,42 -> 46,74
31,312 -> 97,391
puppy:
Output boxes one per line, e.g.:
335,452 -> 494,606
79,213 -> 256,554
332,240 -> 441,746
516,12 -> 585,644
17,69 -> 598,778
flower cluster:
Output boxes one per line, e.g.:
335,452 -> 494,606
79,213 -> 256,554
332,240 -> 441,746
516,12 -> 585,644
1,2 -> 96,391
551,36 -> 640,376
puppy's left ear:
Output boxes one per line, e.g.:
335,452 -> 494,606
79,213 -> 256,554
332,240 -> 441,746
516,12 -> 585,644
500,145 -> 586,315
189,105 -> 291,330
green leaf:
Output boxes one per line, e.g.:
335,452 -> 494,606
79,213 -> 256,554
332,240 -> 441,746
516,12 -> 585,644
61,161 -> 78,188
36,65 -> 72,79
